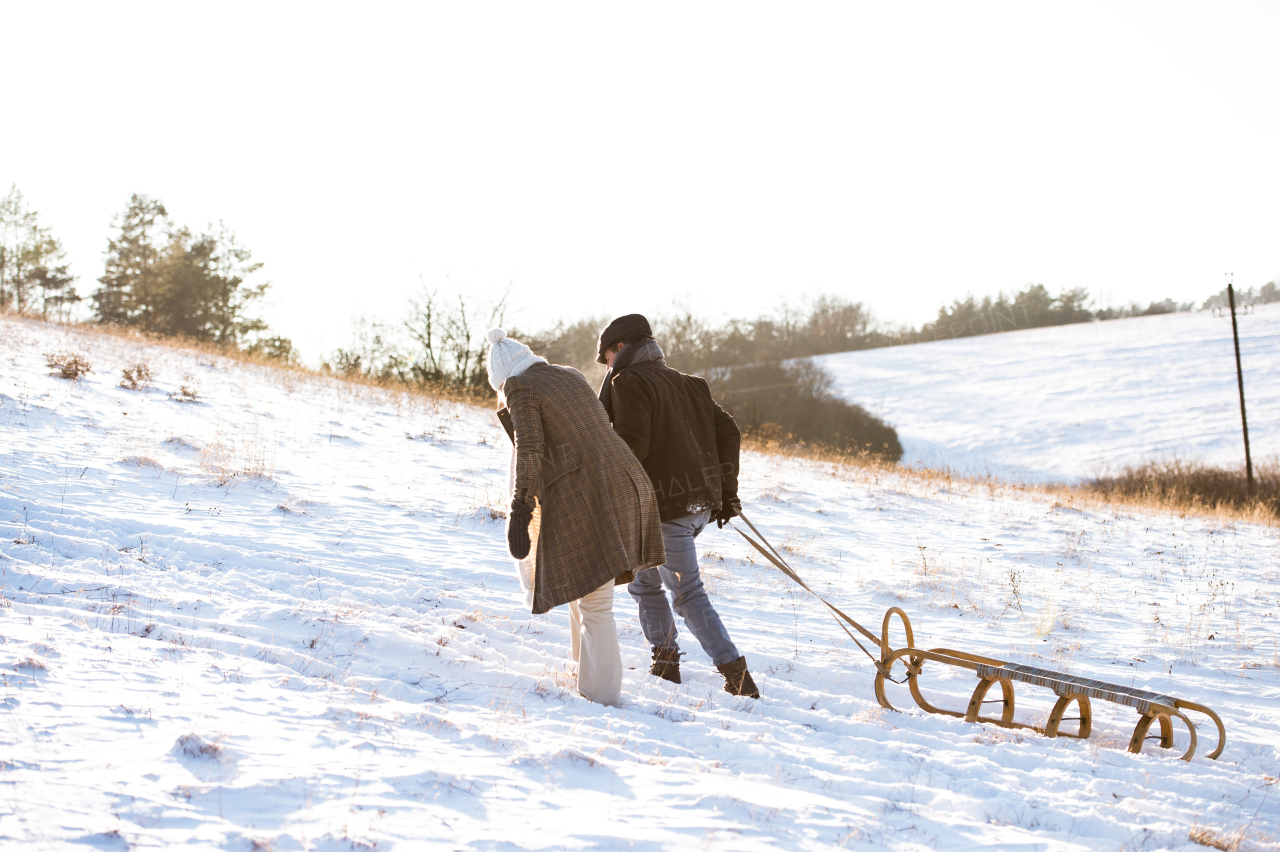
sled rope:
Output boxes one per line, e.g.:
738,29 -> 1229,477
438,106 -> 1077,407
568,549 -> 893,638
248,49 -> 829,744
730,511 -> 887,671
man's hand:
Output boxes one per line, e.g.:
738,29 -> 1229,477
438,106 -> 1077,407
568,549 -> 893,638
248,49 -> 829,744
507,498 -> 534,559
715,496 -> 742,529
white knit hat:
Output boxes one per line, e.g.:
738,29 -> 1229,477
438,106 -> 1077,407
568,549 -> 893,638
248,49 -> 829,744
486,328 -> 546,392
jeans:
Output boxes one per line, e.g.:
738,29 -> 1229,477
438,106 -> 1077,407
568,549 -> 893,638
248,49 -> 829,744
568,580 -> 622,706
628,511 -> 740,667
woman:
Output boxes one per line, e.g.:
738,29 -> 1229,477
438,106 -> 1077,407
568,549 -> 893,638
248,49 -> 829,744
486,328 -> 664,706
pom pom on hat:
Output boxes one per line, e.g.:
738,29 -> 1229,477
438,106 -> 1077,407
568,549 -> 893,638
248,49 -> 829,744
486,328 -> 545,392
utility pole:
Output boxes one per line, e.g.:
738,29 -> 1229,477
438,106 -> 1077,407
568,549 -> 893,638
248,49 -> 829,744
1226,274 -> 1255,496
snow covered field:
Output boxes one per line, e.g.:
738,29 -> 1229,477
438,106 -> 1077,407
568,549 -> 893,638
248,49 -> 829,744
2,314 -> 1278,851
818,305 -> 1280,483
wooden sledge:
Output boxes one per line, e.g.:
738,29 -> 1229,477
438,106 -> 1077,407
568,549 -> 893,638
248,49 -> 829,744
732,513 -> 1226,762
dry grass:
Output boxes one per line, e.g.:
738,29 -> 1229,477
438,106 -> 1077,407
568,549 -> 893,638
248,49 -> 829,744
169,373 -> 200,402
1239,651 -> 1280,670
455,488 -> 508,525
275,496 -> 309,514
1187,821 -> 1273,852
19,314 -> 494,407
119,361 -> 154,390
198,427 -> 276,485
972,729 -> 1025,746
698,550 -> 733,596
742,434 -> 902,476
43,350 -> 93,381
1085,458 -> 1278,521
120,456 -> 164,470
746,436 -> 1279,527
175,733 -> 224,760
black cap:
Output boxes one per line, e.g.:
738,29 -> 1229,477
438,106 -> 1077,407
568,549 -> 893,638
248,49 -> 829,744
596,314 -> 653,364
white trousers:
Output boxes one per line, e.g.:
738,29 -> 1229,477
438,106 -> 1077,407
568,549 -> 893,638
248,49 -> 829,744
568,581 -> 622,707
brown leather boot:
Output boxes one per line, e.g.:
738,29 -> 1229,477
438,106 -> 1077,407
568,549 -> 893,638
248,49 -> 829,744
650,647 -> 681,684
716,656 -> 760,699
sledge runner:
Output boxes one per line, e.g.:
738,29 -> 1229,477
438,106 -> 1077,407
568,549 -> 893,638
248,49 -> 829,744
596,314 -> 760,699
486,328 -> 665,707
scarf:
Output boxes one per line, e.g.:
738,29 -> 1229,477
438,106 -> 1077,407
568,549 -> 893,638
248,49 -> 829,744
598,338 -> 665,420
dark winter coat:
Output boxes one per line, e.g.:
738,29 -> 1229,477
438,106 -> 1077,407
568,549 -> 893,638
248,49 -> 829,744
604,346 -> 742,523
504,362 -> 665,614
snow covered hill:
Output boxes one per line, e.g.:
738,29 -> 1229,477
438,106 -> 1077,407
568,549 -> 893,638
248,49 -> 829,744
2,314 -> 1278,851
818,305 -> 1280,482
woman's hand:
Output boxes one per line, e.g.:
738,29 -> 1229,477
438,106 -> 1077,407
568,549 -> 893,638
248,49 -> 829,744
507,497 -> 534,559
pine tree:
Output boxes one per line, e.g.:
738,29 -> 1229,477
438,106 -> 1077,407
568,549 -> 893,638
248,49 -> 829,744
94,194 -> 168,324
140,222 -> 268,344
0,184 -> 79,317
30,264 -> 79,319
94,195 -> 281,351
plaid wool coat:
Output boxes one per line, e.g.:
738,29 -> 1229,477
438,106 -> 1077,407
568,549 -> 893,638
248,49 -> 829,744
504,362 -> 665,614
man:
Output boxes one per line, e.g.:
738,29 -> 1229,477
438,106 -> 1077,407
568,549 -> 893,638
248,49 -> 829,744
486,327 -> 665,707
596,314 -> 760,699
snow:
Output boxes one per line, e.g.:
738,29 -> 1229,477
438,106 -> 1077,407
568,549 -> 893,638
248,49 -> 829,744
2,314 -> 1278,851
818,304 -> 1280,482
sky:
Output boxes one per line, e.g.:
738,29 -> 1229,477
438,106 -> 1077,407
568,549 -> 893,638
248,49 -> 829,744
4,1 -> 1279,362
